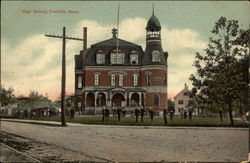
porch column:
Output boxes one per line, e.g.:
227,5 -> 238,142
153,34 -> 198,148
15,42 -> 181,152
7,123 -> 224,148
94,92 -> 98,107
139,92 -> 142,106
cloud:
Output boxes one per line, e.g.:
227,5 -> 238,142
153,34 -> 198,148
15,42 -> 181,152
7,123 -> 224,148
2,17 -> 206,100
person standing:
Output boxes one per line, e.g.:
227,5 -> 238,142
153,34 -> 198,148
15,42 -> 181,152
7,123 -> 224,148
135,107 -> 140,122
101,108 -> 105,122
70,108 -> 75,121
105,108 -> 110,121
149,108 -> 154,122
140,107 -> 145,122
188,108 -> 193,122
163,108 -> 167,124
117,107 -> 121,121
169,108 -> 175,122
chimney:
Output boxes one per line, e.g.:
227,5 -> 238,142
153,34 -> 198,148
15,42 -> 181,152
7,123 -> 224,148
83,27 -> 87,66
184,83 -> 188,90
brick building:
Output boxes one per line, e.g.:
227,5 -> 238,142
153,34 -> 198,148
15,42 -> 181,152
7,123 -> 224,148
74,12 -> 168,113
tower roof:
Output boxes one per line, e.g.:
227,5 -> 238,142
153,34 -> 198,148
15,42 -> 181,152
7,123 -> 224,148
146,15 -> 161,31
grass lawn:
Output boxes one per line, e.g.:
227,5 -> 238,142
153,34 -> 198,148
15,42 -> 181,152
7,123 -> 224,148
4,115 -> 248,127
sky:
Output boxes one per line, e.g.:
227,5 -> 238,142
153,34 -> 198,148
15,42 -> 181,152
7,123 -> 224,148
1,1 -> 249,101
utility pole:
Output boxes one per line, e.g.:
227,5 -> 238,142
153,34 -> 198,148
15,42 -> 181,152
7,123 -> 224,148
45,27 -> 83,126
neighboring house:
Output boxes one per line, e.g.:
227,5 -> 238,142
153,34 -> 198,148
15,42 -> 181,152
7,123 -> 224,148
173,84 -> 193,116
74,10 -> 168,113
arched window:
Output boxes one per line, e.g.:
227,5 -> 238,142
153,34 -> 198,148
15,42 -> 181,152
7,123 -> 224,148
154,95 -> 160,107
110,49 -> 124,64
152,50 -> 161,62
111,74 -> 116,86
96,49 -> 105,64
130,51 -> 138,65
118,74 -> 124,86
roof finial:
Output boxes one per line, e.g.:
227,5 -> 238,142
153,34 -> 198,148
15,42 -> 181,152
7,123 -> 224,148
152,4 -> 154,16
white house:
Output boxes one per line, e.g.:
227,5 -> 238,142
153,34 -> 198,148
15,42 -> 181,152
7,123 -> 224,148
173,84 -> 193,116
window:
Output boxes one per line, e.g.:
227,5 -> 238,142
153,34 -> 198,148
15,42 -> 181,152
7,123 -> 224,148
152,50 -> 161,62
78,76 -> 82,88
96,50 -> 105,64
130,51 -> 138,65
111,74 -> 116,86
118,74 -> 124,86
154,95 -> 160,107
94,73 -> 100,86
133,74 -> 138,86
164,73 -> 167,86
178,100 -> 184,104
146,74 -> 151,86
110,49 -> 124,64
78,102 -> 82,107
183,92 -> 189,96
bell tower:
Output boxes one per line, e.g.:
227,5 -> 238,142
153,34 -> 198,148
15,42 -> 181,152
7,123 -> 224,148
142,7 -> 168,112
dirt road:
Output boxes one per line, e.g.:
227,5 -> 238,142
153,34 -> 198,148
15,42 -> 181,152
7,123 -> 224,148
0,119 -> 248,162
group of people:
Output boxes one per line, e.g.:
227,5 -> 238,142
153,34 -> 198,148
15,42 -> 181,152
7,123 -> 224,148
100,106 -> 178,124
179,108 -> 193,122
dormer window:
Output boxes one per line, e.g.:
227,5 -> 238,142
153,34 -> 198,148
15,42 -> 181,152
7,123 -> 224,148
152,50 -> 161,62
110,49 -> 124,64
96,49 -> 105,64
130,51 -> 138,65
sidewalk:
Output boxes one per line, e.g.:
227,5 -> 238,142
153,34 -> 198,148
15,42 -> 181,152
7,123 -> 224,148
0,118 -> 248,130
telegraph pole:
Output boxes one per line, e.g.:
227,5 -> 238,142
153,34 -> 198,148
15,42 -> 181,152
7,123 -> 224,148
45,27 -> 83,126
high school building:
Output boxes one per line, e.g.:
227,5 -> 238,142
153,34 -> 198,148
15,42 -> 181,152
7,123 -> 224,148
74,12 -> 168,113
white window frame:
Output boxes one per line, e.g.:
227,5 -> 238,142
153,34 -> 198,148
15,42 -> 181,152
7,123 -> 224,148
94,73 -> 100,86
133,74 -> 138,86
111,74 -> 116,86
152,50 -> 161,62
110,49 -> 124,64
118,74 -> 124,86
146,74 -> 151,86
78,76 -> 82,88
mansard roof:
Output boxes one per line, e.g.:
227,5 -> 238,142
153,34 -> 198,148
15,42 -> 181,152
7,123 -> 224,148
85,37 -> 144,66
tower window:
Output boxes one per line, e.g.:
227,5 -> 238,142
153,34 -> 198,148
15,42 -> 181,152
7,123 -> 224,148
78,76 -> 82,88
146,73 -> 151,86
94,73 -> 100,86
164,73 -> 167,86
133,74 -> 138,86
111,74 -> 116,86
110,49 -> 124,64
152,50 -> 161,62
154,95 -> 160,107
96,50 -> 105,64
118,74 -> 124,86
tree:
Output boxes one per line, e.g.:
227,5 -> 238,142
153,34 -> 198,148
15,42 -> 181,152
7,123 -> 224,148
190,17 -> 249,125
167,99 -> 175,112
0,87 -> 15,106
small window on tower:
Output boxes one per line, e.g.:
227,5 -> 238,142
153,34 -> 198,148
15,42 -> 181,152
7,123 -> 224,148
146,73 -> 151,86
78,76 -> 82,88
152,50 -> 161,62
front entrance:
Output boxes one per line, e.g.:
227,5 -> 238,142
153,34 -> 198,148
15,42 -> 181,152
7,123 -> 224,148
112,93 -> 125,107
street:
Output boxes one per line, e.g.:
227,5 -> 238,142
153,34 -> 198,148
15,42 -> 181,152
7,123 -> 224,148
0,119 -> 248,162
